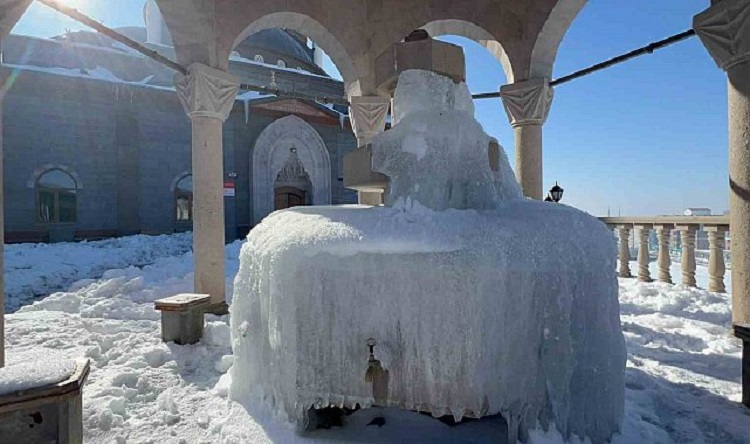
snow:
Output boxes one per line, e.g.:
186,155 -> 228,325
3,63 -> 172,92
2,233 -> 749,443
0,356 -> 76,395
4,233 -> 192,313
230,70 -> 626,444
229,54 -> 331,79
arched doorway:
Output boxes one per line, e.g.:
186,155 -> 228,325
252,115 -> 331,224
273,147 -> 312,210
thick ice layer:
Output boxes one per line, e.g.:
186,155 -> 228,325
231,203 -> 626,443
374,70 -> 521,210
230,69 -> 626,443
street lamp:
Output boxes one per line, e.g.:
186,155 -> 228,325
548,182 -> 564,203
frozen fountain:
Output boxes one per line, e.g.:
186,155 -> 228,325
230,69 -> 626,443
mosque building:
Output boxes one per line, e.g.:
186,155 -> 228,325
1,1 -> 357,243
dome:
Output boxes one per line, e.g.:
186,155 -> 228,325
239,29 -> 312,63
234,28 -> 318,69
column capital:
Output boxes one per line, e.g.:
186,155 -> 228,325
500,78 -> 554,127
694,0 -> 750,71
175,63 -> 240,121
349,96 -> 390,146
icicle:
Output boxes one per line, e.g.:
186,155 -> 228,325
244,99 -> 250,125
339,113 -> 345,130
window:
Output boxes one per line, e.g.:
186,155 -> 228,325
277,59 -> 286,68
254,54 -> 264,64
175,174 -> 193,221
37,169 -> 77,223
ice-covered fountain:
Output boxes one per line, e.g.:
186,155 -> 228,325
230,69 -> 626,443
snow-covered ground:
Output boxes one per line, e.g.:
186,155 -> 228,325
3,234 -> 750,443
3,233 -> 192,313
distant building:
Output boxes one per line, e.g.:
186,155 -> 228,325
684,208 -> 712,216
2,2 -> 359,243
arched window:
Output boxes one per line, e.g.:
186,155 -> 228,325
37,169 -> 77,223
254,54 -> 264,64
276,59 -> 286,68
175,174 -> 193,221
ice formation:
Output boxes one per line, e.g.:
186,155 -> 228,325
231,69 -> 626,443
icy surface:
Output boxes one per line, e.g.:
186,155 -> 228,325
0,357 -> 76,395
2,233 -> 748,442
374,70 -> 521,210
230,69 -> 626,443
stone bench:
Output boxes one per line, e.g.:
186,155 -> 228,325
0,358 -> 90,444
154,293 -> 211,345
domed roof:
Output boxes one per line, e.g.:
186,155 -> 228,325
237,29 -> 313,64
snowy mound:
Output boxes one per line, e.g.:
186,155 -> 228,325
230,70 -> 626,443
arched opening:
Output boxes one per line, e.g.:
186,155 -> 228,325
273,147 -> 312,211
530,0 -> 588,79
36,168 -> 77,224
421,19 -> 513,83
252,115 -> 331,225
174,174 -> 193,224
230,12 -> 357,84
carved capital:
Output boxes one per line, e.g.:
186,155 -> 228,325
349,96 -> 390,146
175,63 -> 240,121
694,0 -> 750,71
500,78 -> 553,127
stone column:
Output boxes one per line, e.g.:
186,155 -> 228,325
696,0 -> 750,405
676,224 -> 698,288
635,225 -> 652,282
349,96 -> 390,205
654,224 -> 674,284
175,63 -> 239,312
706,225 -> 728,293
500,78 -> 554,199
616,225 -> 632,278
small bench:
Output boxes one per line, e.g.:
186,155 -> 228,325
154,294 -> 211,345
0,358 -> 90,444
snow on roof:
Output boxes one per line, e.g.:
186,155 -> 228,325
3,63 -> 173,93
229,53 -> 331,79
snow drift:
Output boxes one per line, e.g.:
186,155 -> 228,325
230,70 -> 626,443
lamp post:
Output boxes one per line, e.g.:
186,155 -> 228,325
546,182 -> 564,203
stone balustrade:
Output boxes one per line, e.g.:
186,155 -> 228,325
600,216 -> 730,293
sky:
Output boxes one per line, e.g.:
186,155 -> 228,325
12,0 -> 727,217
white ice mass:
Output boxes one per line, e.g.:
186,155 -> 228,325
230,70 -> 627,443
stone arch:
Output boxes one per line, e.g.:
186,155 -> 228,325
252,115 -> 331,224
169,170 -> 192,192
230,12 -> 358,85
530,0 -> 588,79
27,164 -> 83,190
421,19 -> 514,83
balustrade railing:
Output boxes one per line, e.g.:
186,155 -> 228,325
599,216 -> 730,293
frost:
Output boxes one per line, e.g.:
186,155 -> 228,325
231,69 -> 626,443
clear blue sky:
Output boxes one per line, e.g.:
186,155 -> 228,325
13,0 -> 727,216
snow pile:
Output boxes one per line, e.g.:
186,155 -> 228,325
4,233 -> 192,312
0,357 -> 76,395
231,69 -> 626,443
2,233 -> 749,442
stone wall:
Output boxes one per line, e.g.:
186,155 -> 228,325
2,67 -> 357,243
